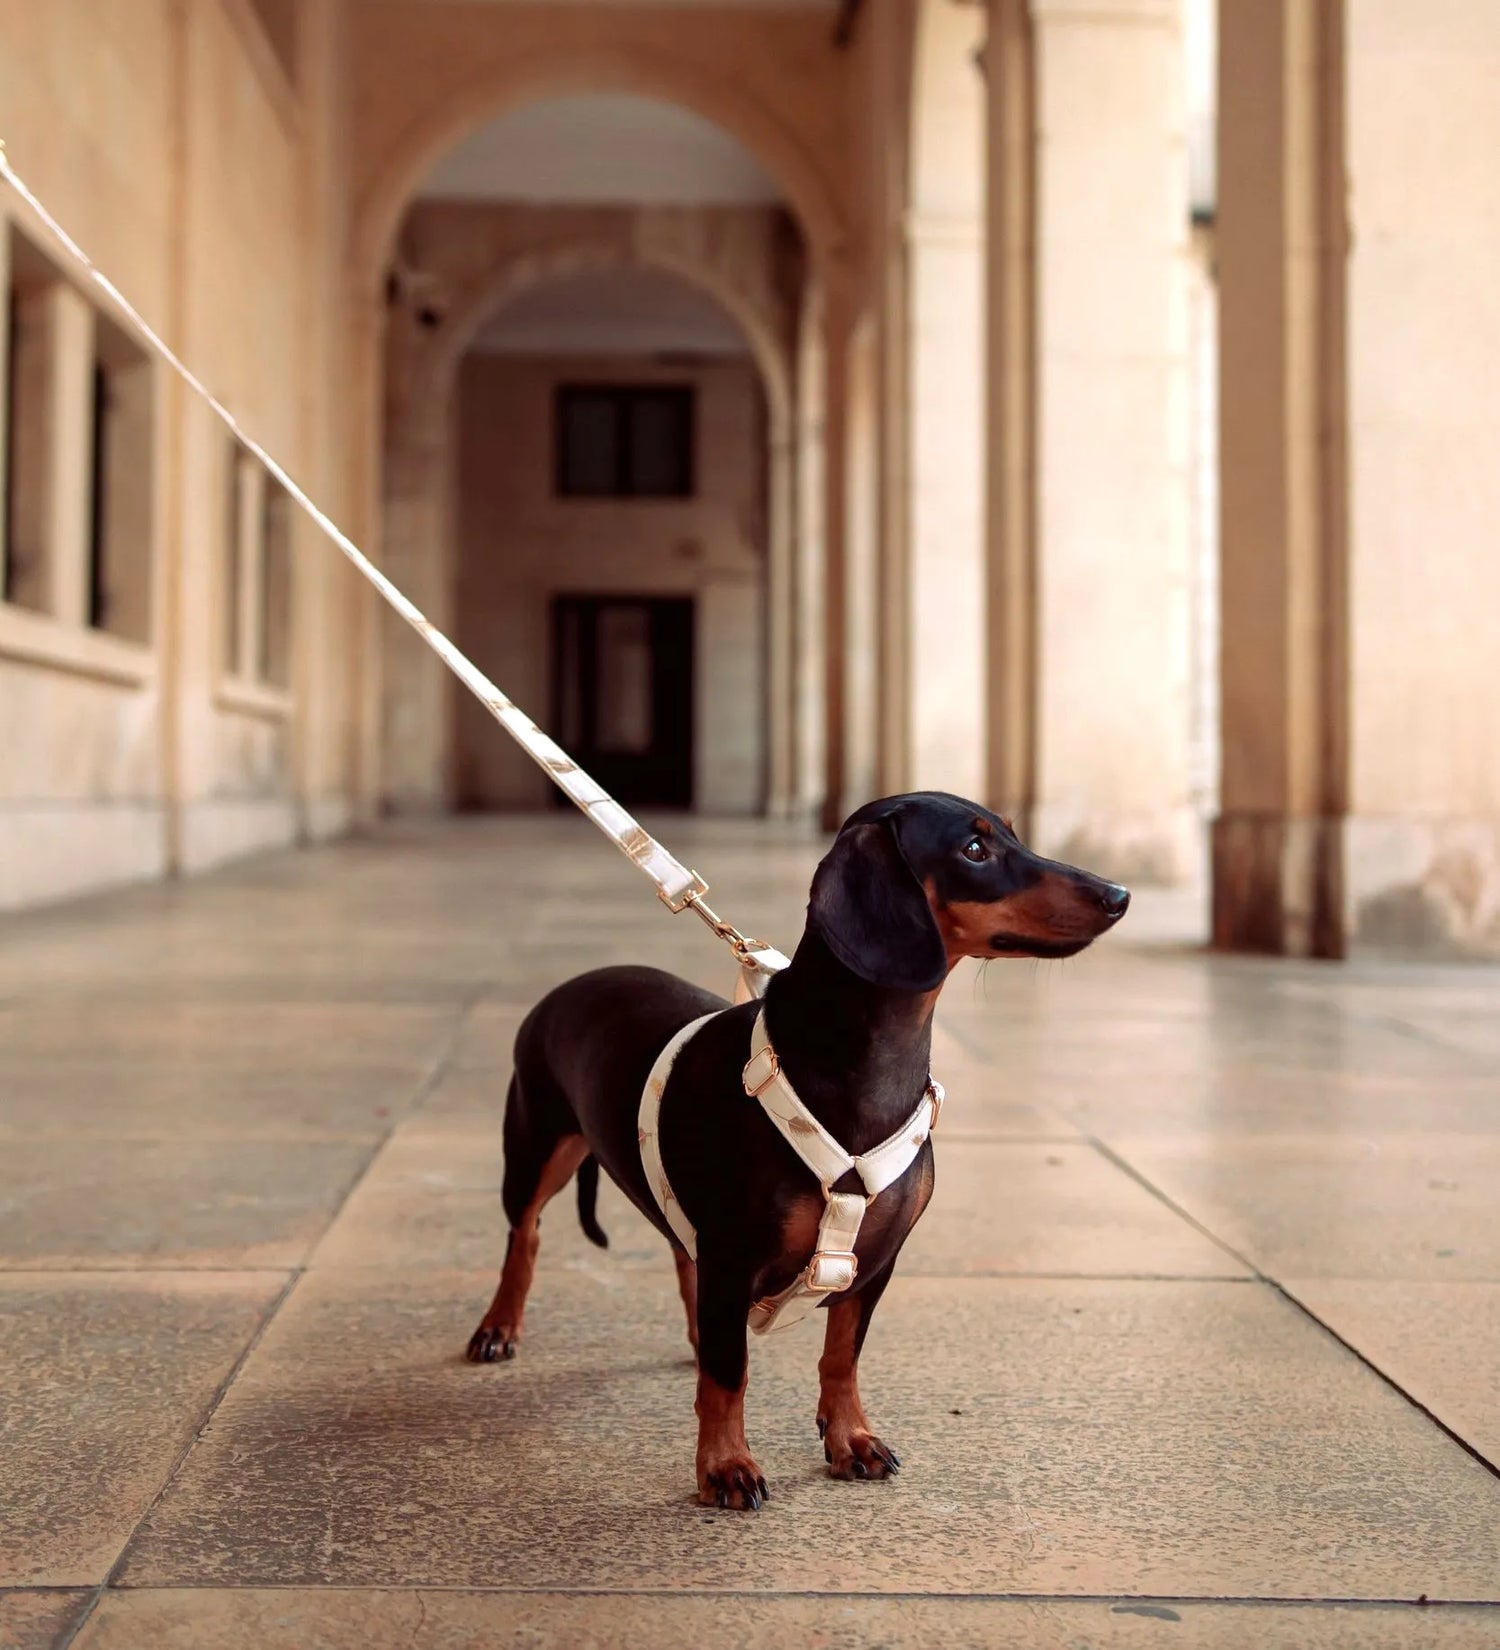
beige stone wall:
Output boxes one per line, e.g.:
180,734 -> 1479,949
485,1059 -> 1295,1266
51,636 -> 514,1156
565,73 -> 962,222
1340,1 -> 1500,950
0,0 -> 363,909
453,352 -> 766,814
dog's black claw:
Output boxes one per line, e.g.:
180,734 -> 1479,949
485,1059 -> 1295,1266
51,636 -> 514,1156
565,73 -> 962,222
852,1457 -> 868,1479
757,1476 -> 770,1501
824,1446 -> 832,1465
816,1416 -> 827,1439
465,1327 -> 517,1364
716,1484 -> 728,1509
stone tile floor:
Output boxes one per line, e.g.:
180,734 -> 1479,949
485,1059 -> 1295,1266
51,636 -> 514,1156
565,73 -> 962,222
1,815 -> 1499,1649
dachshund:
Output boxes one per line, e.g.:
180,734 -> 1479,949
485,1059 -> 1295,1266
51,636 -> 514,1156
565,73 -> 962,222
464,791 -> 1129,1509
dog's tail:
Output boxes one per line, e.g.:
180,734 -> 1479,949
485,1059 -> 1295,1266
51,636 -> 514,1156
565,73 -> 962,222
576,1155 -> 609,1248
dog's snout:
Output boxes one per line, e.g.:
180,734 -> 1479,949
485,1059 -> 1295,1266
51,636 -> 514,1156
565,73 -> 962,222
1098,883 -> 1130,920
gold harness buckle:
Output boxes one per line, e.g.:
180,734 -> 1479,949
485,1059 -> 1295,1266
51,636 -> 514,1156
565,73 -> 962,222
743,1045 -> 781,1098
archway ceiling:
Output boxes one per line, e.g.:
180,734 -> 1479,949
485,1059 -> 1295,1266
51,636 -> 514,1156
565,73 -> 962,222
471,265 -> 750,357
418,92 -> 789,206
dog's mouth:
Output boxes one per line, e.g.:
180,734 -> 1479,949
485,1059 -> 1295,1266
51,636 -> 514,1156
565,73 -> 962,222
987,932 -> 1096,960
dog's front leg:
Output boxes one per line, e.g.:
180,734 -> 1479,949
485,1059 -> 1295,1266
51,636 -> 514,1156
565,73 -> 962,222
693,1255 -> 767,1510
817,1266 -> 901,1481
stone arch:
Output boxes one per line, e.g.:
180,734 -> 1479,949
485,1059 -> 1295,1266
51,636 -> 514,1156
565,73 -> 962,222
353,45 -> 845,305
413,243 -> 792,446
382,239 -> 799,816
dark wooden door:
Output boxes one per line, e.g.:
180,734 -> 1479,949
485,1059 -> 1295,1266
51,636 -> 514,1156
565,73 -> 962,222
551,596 -> 694,808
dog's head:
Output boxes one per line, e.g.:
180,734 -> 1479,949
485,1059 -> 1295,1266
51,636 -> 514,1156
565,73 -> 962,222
807,791 -> 1129,992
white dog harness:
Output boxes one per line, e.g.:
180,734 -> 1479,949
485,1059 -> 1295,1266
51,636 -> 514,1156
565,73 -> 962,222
638,1005 -> 944,1335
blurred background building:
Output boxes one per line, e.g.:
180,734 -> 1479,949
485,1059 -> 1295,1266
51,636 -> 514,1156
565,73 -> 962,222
0,0 -> 1496,957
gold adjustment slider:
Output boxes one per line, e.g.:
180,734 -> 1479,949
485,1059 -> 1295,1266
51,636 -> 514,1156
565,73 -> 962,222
807,1251 -> 859,1292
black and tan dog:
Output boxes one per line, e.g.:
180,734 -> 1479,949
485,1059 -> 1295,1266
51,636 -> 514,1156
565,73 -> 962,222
465,791 -> 1129,1509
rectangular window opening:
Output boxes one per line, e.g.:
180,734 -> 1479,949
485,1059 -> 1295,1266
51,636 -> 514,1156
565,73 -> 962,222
258,478 -> 293,689
555,385 -> 694,499
87,312 -> 154,642
224,444 -> 244,676
3,228 -> 62,615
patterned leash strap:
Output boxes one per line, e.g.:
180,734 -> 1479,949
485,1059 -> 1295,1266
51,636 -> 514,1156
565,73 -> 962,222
0,143 -> 789,985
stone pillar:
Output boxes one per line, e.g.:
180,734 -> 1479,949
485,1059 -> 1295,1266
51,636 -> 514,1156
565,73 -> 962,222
984,0 -> 1037,822
893,0 -> 987,802
1023,0 -> 1195,884
379,416 -> 455,812
839,311 -> 880,820
764,416 -> 797,818
1214,0 -> 1346,955
1217,0 -> 1500,956
349,292 -> 387,825
792,280 -> 828,823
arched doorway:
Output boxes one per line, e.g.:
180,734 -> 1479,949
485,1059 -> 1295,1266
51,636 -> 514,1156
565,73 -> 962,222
448,262 -> 775,815
372,89 -> 814,819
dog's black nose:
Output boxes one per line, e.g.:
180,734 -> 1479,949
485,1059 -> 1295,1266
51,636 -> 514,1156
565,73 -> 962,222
1099,883 -> 1130,919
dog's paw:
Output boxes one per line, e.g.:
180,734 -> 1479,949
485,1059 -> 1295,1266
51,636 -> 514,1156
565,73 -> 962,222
697,1455 -> 770,1511
465,1325 -> 517,1363
819,1417 -> 900,1481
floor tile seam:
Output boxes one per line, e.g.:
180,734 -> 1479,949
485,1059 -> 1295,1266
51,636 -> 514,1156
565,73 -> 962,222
0,1134 -> 391,1145
297,1265 -> 1262,1284
296,990 -> 492,1272
1090,1138 -> 1500,1483
278,1260 -> 1268,1285
1359,1011 -> 1492,1071
0,1265 -> 299,1277
59,994 -> 490,1649
54,1267 -> 304,1650
1082,1138 -> 1262,1275
78,1584 -> 1500,1609
1269,1278 -> 1500,1486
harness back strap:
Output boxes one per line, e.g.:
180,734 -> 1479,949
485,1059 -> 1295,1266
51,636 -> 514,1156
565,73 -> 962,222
638,1011 -> 720,1259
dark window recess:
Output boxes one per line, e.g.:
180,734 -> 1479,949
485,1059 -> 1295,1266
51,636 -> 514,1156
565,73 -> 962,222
2,291 -> 19,604
555,385 -> 694,499
87,363 -> 109,629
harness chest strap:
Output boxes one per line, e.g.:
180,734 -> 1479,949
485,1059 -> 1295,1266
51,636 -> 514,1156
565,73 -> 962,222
637,1006 -> 943,1336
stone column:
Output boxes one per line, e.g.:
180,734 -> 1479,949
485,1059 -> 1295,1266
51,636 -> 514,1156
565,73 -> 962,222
1214,0 -> 1346,955
839,311 -> 880,820
984,0 -> 1037,822
1022,0 -> 1195,884
1217,0 -> 1500,955
792,280 -> 828,824
893,0 -> 988,802
764,416 -> 797,818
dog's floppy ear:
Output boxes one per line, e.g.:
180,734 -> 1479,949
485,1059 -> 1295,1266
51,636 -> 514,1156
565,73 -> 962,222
807,816 -> 948,992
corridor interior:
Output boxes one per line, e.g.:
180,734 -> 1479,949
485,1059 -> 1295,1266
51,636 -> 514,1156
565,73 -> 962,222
3,819 -> 1499,1648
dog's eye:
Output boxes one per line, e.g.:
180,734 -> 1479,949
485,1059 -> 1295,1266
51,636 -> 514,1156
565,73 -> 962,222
961,837 -> 986,863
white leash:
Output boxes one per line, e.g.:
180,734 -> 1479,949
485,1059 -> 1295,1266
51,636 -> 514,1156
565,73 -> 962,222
0,143 -> 786,990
